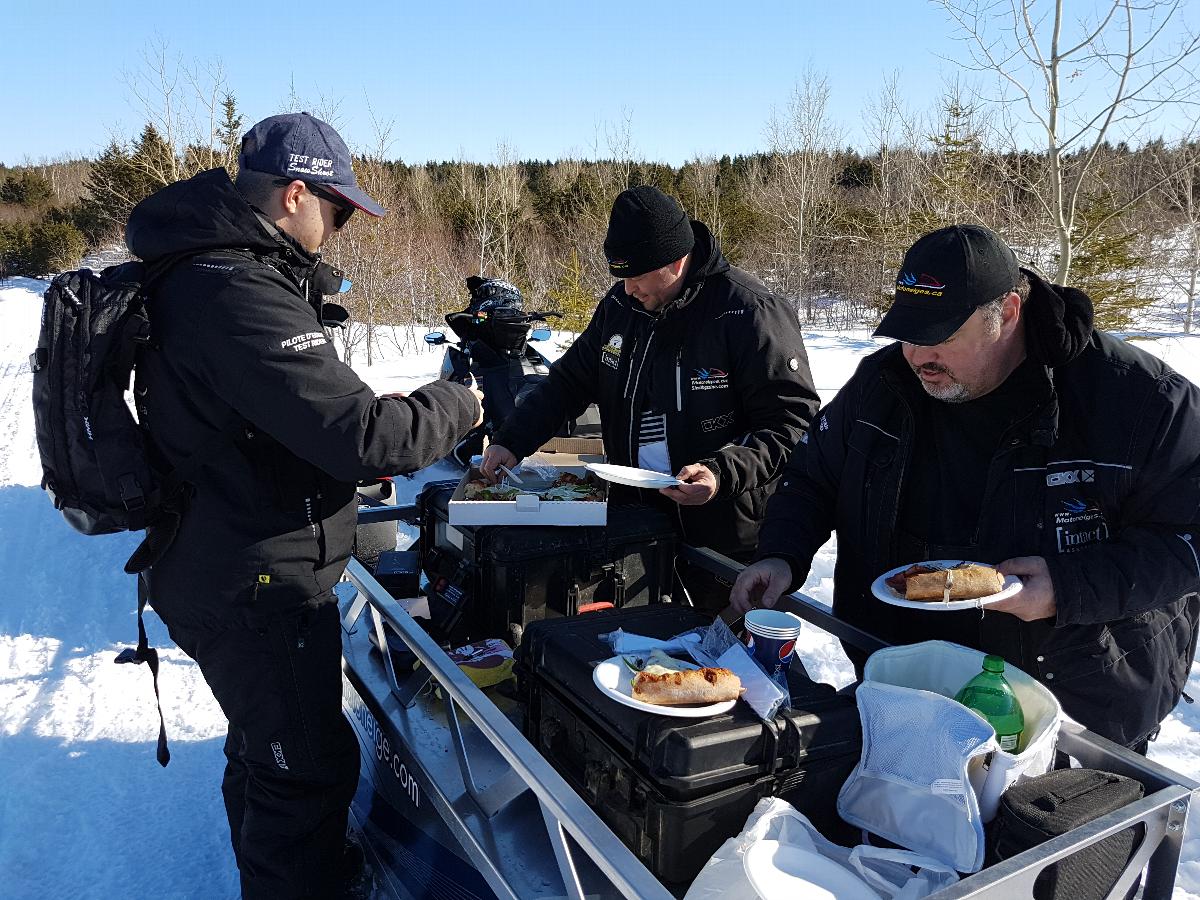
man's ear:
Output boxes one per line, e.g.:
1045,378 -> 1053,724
1002,291 -> 1023,329
280,179 -> 306,214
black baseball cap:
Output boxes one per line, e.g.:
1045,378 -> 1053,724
238,112 -> 386,218
874,224 -> 1020,345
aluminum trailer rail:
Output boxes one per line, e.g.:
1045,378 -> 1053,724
341,503 -> 1196,898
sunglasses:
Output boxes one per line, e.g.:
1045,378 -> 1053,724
276,178 -> 356,229
305,182 -> 356,229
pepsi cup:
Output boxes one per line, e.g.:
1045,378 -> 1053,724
742,608 -> 803,679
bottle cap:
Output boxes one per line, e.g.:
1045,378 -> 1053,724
983,654 -> 1006,674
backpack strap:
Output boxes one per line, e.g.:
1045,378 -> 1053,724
121,248 -> 249,572
113,574 -> 170,767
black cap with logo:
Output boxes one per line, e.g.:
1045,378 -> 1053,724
238,112 -> 386,218
874,224 -> 1020,346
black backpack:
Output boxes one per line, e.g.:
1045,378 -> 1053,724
32,261 -> 173,539
30,256 -> 230,766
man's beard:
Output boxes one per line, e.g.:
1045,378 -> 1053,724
913,364 -> 971,403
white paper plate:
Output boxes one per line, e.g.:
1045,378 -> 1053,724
871,560 -> 1023,611
585,463 -> 682,489
591,656 -> 737,718
743,841 -> 879,900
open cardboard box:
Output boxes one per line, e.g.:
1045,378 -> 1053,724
448,453 -> 608,526
537,435 -> 605,455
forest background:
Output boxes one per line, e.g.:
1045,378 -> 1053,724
2,0 -> 1199,360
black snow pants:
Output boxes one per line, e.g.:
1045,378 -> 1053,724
149,588 -> 360,900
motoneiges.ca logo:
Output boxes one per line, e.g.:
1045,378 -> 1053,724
895,271 -> 947,297
690,367 -> 730,391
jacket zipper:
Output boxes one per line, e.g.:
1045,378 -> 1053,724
626,331 -> 656,465
675,348 -> 683,412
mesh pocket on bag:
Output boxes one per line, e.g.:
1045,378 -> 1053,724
858,691 -> 992,802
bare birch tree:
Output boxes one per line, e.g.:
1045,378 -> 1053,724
938,0 -> 1200,284
756,69 -> 842,318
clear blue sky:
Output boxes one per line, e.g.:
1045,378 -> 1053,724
4,0 -> 1196,165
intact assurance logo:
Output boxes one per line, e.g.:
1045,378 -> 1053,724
895,271 -> 947,298
1053,497 -> 1110,553
601,333 -> 623,370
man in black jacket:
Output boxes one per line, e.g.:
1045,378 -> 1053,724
731,224 -> 1200,751
482,186 -> 820,610
125,113 -> 481,899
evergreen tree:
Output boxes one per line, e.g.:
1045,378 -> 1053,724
1068,196 -> 1155,332
80,126 -> 178,238
0,223 -> 34,277
28,221 -> 86,274
0,170 -> 55,208
546,248 -> 598,333
218,93 -> 244,175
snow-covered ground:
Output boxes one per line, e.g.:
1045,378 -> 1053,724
1,275 -> 1198,898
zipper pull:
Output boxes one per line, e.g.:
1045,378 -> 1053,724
675,348 -> 683,412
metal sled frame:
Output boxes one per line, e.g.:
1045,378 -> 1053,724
341,505 -> 1196,899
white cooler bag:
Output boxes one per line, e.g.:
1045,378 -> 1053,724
838,641 -> 1063,872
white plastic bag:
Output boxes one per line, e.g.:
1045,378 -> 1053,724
684,797 -> 958,900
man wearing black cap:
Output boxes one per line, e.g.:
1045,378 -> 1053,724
125,113 -> 482,898
731,224 -> 1200,752
482,186 -> 820,608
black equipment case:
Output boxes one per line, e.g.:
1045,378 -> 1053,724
986,768 -> 1145,900
516,604 -> 863,893
417,482 -> 677,646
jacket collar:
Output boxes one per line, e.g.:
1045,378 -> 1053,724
879,344 -> 1059,447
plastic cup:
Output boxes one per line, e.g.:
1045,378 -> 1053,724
742,609 -> 803,678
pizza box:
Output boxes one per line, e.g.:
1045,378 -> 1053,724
537,435 -> 605,455
448,453 -> 608,526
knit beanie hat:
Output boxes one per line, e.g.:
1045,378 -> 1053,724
603,186 -> 695,278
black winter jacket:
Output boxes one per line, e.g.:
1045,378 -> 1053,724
756,272 -> 1200,746
126,168 -> 478,619
493,222 -> 820,555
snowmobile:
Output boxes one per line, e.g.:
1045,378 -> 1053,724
339,500 -> 1198,899
424,276 -> 600,468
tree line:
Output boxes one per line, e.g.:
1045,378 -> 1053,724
3,0 -> 1198,354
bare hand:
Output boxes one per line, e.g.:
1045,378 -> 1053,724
469,387 -> 485,427
991,556 -> 1057,622
480,444 -> 518,484
659,463 -> 718,506
728,557 -> 794,614
378,391 -> 408,399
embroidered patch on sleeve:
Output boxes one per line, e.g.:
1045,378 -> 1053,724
281,332 -> 328,352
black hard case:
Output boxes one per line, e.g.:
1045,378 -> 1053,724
516,604 -> 863,891
416,482 -> 678,646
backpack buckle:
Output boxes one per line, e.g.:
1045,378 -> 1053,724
118,474 -> 146,511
